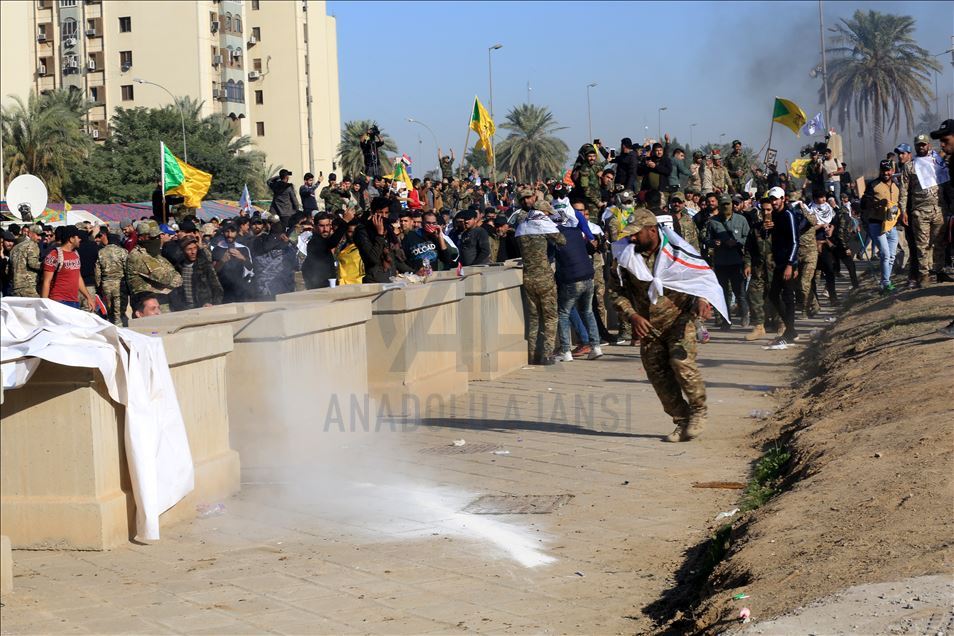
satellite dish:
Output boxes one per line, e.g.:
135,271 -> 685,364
6,174 -> 48,222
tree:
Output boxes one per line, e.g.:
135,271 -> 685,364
825,10 -> 940,156
495,104 -> 569,183
462,146 -> 490,173
1,89 -> 92,200
336,120 -> 396,180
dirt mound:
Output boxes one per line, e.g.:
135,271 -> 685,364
657,279 -> 954,633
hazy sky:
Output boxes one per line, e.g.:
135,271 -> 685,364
328,1 -> 953,175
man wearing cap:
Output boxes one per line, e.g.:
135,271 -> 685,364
94,229 -> 128,325
607,209 -> 713,442
268,169 -> 302,227
125,220 -> 182,312
9,224 -> 43,297
706,194 -> 751,329
765,187 -> 799,344
899,134 -> 948,287
743,196 -> 777,340
929,119 -> 954,336
860,160 -> 902,294
668,192 -> 699,253
455,208 -> 491,266
300,172 -> 322,215
637,143 -> 673,203
709,153 -> 730,194
571,144 -> 603,223
438,148 -> 455,181
726,140 -> 747,194
516,200 -> 566,365
687,152 -> 706,193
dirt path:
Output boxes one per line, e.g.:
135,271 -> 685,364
2,311 -> 822,635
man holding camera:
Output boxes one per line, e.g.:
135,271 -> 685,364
361,126 -> 385,178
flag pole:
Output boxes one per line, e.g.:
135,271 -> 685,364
160,141 -> 166,223
764,99 -> 776,165
459,99 -> 474,181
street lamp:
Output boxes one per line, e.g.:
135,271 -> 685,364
657,106 -> 667,141
134,78 -> 187,163
407,117 -> 439,173
689,123 -> 698,149
487,43 -> 502,118
586,82 -> 597,141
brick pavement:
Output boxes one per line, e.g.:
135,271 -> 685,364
0,305 -> 839,635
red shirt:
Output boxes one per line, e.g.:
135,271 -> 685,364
123,230 -> 138,251
43,248 -> 82,302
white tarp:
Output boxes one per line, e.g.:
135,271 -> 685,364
0,298 -> 194,541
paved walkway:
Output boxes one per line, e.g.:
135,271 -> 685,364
1,306 -> 837,635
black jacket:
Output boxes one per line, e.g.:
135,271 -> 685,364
636,155 -> 673,192
353,217 -> 396,283
457,226 -> 491,266
268,177 -> 301,220
302,225 -> 347,289
615,150 -> 640,192
170,249 -> 223,311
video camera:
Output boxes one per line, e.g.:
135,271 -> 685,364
367,124 -> 380,137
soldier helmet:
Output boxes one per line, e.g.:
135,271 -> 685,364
614,190 -> 635,206
579,143 -> 597,157
135,219 -> 161,238
619,209 -> 659,238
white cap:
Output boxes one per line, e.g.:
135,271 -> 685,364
766,186 -> 785,199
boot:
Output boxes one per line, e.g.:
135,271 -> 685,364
664,426 -> 686,443
682,418 -> 705,440
745,324 -> 766,341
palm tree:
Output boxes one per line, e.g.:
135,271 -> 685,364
495,104 -> 569,183
825,10 -> 940,156
1,90 -> 92,200
336,120 -> 396,179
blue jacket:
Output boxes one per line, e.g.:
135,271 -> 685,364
554,226 -> 594,284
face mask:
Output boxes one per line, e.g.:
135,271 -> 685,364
143,237 -> 162,257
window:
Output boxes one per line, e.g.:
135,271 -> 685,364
37,23 -> 47,37
121,84 -> 134,101
254,90 -> 263,105
90,86 -> 100,102
303,24 -> 307,42
118,16 -> 131,32
224,12 -> 232,31
251,0 -> 260,9
253,58 -> 262,72
59,0 -> 77,7
252,26 -> 260,40
235,16 -> 242,33
119,50 -> 132,68
236,80 -> 245,103
256,121 -> 265,136
61,18 -> 77,39
226,79 -> 236,101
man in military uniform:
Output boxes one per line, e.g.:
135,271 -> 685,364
319,174 -> 345,212
687,152 -> 705,193
725,140 -> 747,194
438,148 -> 455,181
603,190 -> 638,344
9,224 -> 43,297
669,192 -> 700,251
95,229 -> 128,325
752,166 -> 769,198
709,153 -> 730,194
517,200 -> 566,365
744,197 -> 777,340
790,192 -> 821,316
608,209 -> 713,442
899,134 -> 948,286
571,144 -> 603,223
126,220 -> 182,312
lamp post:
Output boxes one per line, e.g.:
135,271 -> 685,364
689,122 -> 698,149
133,77 -> 187,163
407,117 -> 439,174
657,106 -> 667,141
488,43 -> 502,178
817,0 -> 831,131
586,82 -> 597,141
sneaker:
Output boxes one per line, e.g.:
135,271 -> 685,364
587,346 -> 604,360
558,351 -> 573,362
613,338 -> 631,346
880,281 -> 896,295
571,344 -> 592,358
744,325 -> 766,341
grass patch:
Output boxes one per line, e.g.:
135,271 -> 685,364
740,444 -> 791,512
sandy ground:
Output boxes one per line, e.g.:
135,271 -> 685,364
686,277 -> 954,634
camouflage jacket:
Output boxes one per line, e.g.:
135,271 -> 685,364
710,165 -> 730,193
725,152 -> 747,184
518,232 -> 565,284
319,186 -> 345,212
899,159 -> 947,215
10,237 -> 42,294
573,163 -> 603,215
95,244 -> 127,287
126,246 -> 182,295
608,249 -> 695,333
676,214 -> 701,252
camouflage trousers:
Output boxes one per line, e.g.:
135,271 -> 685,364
747,264 -> 778,326
592,252 -> 607,327
912,206 -> 946,281
12,285 -> 39,298
640,315 -> 707,429
79,285 -> 97,311
524,278 -> 558,362
796,248 -> 819,313
100,281 -> 128,326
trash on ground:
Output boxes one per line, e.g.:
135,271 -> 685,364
739,607 -> 751,623
196,503 -> 226,518
622,480 -> 630,486
763,342 -> 788,350
748,385 -> 774,392
452,439 -> 466,447
574,571 -> 585,577
749,409 -> 773,420
693,481 -> 746,490
715,508 -> 740,521
732,593 -> 750,600
491,449 -> 511,456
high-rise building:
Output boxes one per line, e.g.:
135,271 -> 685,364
0,0 -> 340,183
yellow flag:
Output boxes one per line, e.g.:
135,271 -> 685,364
772,97 -> 808,136
789,158 -> 810,179
469,96 -> 496,161
162,142 -> 212,208
386,161 -> 414,191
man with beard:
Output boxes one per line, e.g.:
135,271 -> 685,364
608,209 -> 716,442
211,221 -> 254,302
571,144 -> 603,223
303,212 -> 349,289
125,220 -> 182,312
170,236 -> 223,311
251,215 -> 299,300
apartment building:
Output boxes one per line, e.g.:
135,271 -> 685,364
0,0 -> 341,180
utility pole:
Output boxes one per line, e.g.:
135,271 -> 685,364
586,82 -> 597,141
818,0 -> 831,130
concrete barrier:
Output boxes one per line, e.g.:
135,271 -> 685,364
277,278 -> 469,413
131,299 -> 372,480
430,265 -> 528,380
0,326 -> 238,550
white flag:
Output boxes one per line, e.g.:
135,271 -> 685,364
611,227 -> 730,323
800,112 -> 824,137
913,150 -> 950,190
